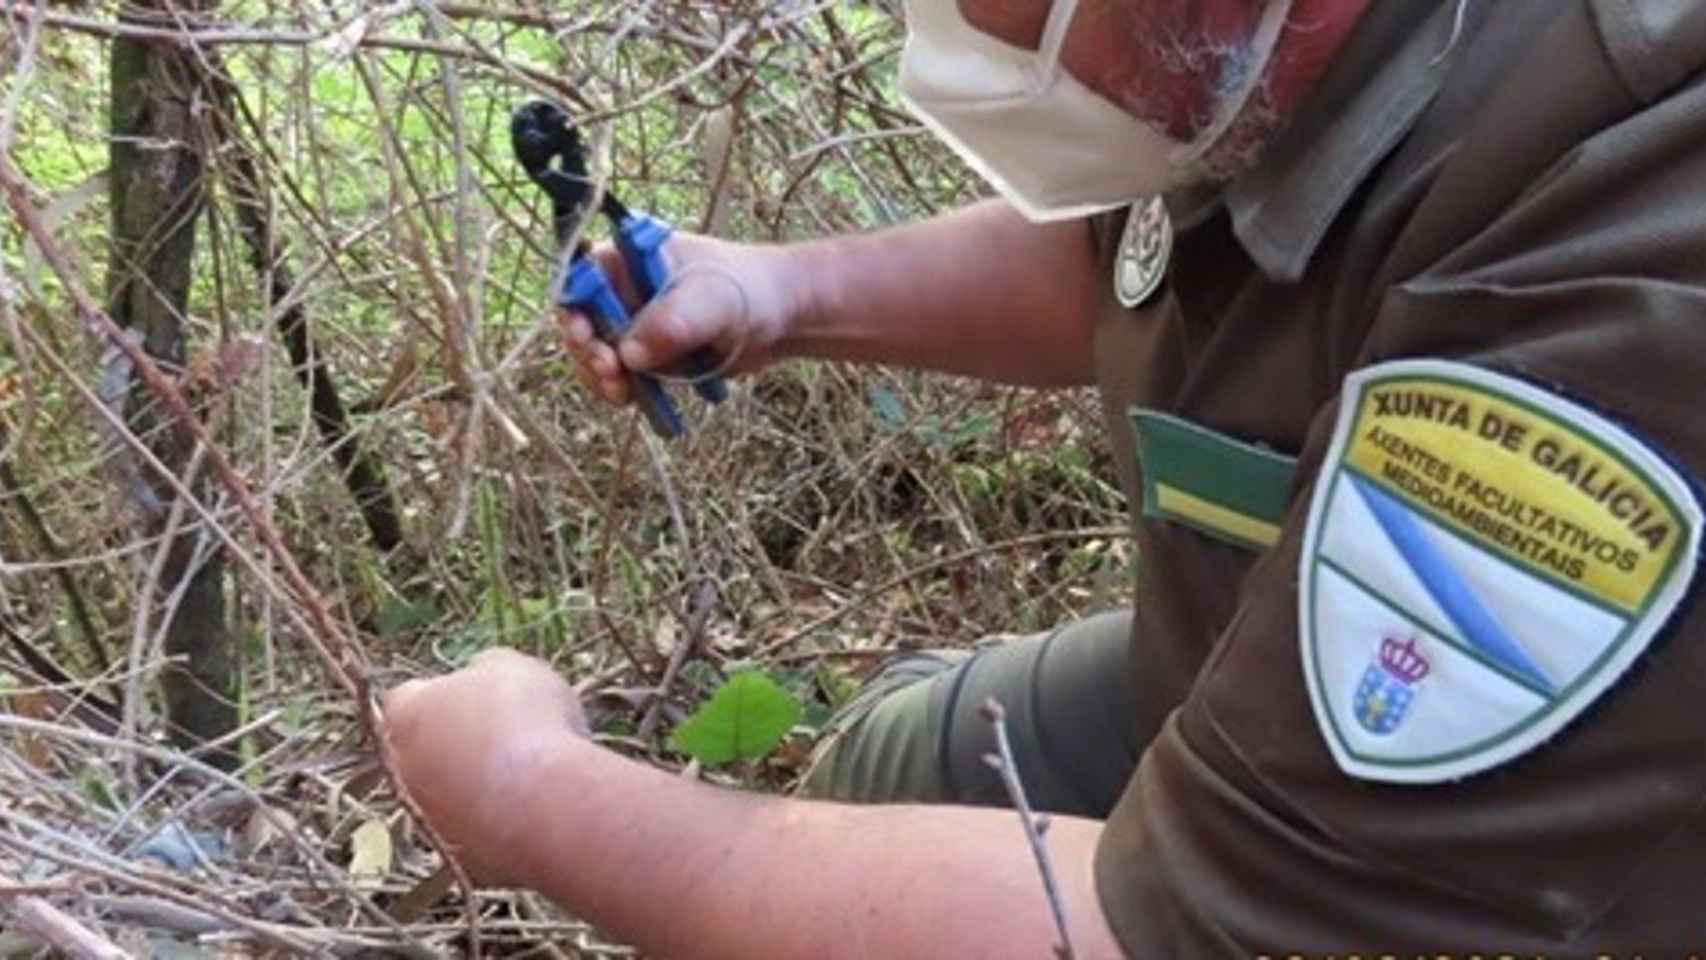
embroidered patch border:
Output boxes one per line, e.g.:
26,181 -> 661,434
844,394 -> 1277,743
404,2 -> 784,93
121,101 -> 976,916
1298,360 -> 1703,783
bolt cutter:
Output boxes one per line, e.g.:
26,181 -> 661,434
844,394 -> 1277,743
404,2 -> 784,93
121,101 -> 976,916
511,100 -> 728,439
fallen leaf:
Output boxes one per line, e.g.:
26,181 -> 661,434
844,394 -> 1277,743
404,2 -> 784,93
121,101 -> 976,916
237,805 -> 296,858
651,616 -> 678,659
8,690 -> 59,770
348,818 -> 392,881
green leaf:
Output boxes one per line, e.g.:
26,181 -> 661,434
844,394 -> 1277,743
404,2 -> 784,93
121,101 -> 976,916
669,672 -> 802,766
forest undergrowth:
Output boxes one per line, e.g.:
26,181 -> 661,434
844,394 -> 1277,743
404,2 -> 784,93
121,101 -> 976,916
0,2 -> 1133,955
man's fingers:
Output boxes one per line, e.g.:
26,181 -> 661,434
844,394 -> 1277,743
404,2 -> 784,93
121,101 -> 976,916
381,678 -> 430,719
582,346 -> 632,404
559,308 -> 633,405
571,356 -> 630,405
469,646 -> 525,667
619,269 -> 747,374
557,248 -> 751,402
558,310 -> 595,349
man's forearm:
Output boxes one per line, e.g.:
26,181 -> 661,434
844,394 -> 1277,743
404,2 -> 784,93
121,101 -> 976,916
519,737 -> 1124,959
775,200 -> 1106,387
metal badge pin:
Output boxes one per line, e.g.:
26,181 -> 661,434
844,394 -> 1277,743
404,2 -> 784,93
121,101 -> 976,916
1114,195 -> 1172,309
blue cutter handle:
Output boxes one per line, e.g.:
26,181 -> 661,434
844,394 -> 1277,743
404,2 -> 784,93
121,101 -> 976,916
560,258 -> 685,439
614,214 -> 730,405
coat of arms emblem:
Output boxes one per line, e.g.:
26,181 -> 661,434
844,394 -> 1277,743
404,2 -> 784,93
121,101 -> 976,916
1353,634 -> 1430,735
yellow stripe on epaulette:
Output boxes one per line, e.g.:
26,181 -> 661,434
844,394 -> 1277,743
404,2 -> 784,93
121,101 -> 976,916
1154,483 -> 1284,550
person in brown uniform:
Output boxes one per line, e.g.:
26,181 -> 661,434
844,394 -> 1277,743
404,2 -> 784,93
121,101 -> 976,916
383,0 -> 1706,955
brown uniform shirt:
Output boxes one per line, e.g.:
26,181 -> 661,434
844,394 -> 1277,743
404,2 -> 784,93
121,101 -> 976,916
1092,0 -> 1706,953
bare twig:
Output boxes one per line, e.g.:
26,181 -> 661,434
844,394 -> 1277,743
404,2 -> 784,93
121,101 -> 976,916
635,577 -> 719,742
0,0 -> 44,151
0,431 -> 111,671
0,140 -> 486,960
979,698 -> 1076,960
0,154 -> 361,695
0,871 -> 130,960
2,4 -> 591,107
0,711 -> 447,956
751,527 -> 1129,658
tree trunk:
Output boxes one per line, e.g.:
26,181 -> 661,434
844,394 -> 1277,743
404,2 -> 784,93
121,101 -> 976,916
108,2 -> 237,765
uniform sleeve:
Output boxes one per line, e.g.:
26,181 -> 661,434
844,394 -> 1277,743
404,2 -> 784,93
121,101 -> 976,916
1095,5 -> 1706,956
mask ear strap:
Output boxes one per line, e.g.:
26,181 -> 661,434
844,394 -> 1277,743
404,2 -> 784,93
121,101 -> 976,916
1035,0 -> 1081,80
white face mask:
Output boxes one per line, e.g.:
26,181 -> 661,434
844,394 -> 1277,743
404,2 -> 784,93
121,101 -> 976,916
898,0 -> 1294,222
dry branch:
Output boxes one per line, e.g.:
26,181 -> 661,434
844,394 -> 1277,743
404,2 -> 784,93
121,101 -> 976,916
205,62 -> 404,551
0,873 -> 130,960
0,432 -> 110,672
1,154 -> 355,715
0,149 -> 485,957
2,3 -> 593,107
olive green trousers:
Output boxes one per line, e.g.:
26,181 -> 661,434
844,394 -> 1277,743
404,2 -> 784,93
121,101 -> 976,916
797,610 -> 1141,818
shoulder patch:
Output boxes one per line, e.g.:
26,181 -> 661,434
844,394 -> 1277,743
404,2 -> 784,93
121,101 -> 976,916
1298,360 -> 1703,784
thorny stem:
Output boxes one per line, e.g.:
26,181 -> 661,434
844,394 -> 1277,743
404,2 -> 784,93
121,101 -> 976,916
0,150 -> 486,960
980,697 -> 1077,960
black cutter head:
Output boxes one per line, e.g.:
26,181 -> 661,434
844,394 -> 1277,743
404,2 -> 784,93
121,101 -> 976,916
511,100 -> 627,247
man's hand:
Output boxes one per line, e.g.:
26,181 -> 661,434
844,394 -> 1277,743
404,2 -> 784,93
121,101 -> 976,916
382,645 -> 1123,958
561,202 -> 1103,394
558,232 -> 802,406
381,649 -> 588,886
